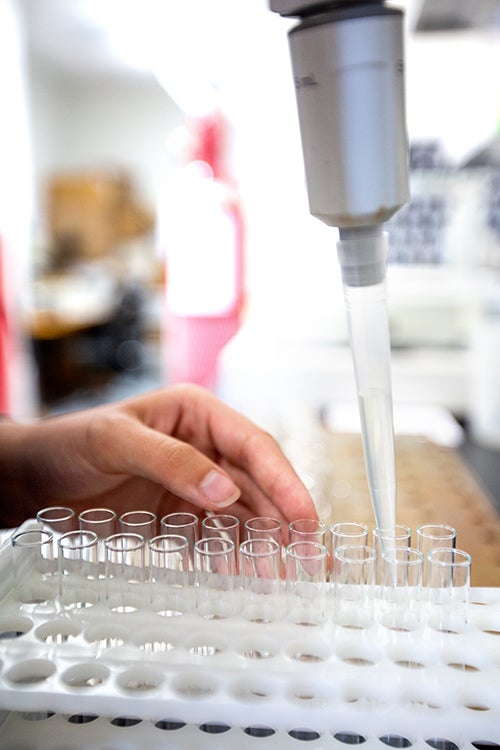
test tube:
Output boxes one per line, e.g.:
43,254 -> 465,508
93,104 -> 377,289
149,534 -> 190,616
119,511 -> 157,564
57,530 -> 100,609
202,514 -> 240,546
239,539 -> 282,623
285,541 -> 328,626
427,548 -> 471,633
104,533 -> 146,612
36,506 -> 76,535
416,524 -> 456,585
333,544 -> 376,629
79,508 -> 117,569
331,522 -> 369,555
373,524 -> 411,584
244,517 -> 282,546
380,547 -> 423,631
11,530 -> 56,607
194,537 -> 238,619
289,519 -> 327,545
161,512 -> 199,570
119,511 -> 157,539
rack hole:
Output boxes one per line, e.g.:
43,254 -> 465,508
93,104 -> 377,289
110,717 -> 142,727
171,671 -> 217,699
84,624 -> 128,648
244,726 -> 275,737
237,637 -> 277,660
139,638 -> 175,654
199,723 -> 231,734
20,712 -> 55,721
379,736 -> 413,748
471,743 -> 500,749
35,620 -> 81,645
232,677 -> 276,703
185,632 -> 226,656
62,663 -> 110,689
393,659 -> 426,670
289,728 -> 321,741
67,714 -> 99,724
425,740 -> 459,750
333,731 -> 366,744
287,639 -> 330,663
6,659 -> 56,685
155,719 -> 186,731
0,616 -> 33,640
117,666 -> 163,693
446,662 -> 480,672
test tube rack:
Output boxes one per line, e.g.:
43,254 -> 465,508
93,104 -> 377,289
0,521 -> 499,750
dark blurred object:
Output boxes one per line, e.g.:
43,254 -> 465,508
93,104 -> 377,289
409,141 -> 448,170
32,283 -> 146,406
415,0 -> 500,32
47,172 -> 153,268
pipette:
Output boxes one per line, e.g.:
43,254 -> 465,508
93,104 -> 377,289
270,1 -> 409,541
338,226 -> 396,541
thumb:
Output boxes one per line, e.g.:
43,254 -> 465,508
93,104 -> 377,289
90,413 -> 241,511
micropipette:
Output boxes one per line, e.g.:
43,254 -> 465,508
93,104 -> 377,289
270,1 -> 409,542
338,227 -> 396,542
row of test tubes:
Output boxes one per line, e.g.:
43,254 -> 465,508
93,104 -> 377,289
9,508 -> 471,631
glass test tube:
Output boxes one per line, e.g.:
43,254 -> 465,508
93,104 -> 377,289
244,517 -> 282,546
194,537 -> 238,619
286,541 -> 328,626
289,519 -> 327,545
119,511 -> 157,538
333,544 -> 376,629
331,522 -> 369,555
202,514 -> 240,546
149,534 -> 190,616
119,511 -> 157,565
380,546 -> 423,631
57,530 -> 100,609
11,530 -> 56,607
36,506 -> 76,535
161,512 -> 199,570
427,547 -> 471,633
373,524 -> 411,584
104,533 -> 146,613
416,524 -> 456,586
239,539 -> 282,623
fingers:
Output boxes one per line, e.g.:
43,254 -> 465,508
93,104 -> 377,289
86,410 -> 241,512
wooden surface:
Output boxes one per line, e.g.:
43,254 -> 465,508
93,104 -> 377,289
320,432 -> 500,587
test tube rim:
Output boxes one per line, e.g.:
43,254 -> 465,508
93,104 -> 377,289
78,508 -> 117,524
104,532 -> 146,553
381,545 -> 423,567
11,529 -> 54,548
36,506 -> 76,524
149,534 -> 189,553
160,512 -> 198,528
119,510 -> 157,527
416,523 -> 456,540
334,543 -> 377,564
58,530 -> 99,552
427,547 -> 472,568
239,538 -> 281,558
286,540 -> 328,561
194,537 -> 236,556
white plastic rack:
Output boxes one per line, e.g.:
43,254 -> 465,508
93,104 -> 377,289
0,523 -> 499,750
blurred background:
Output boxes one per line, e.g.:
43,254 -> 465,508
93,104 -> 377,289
0,1 -> 499,479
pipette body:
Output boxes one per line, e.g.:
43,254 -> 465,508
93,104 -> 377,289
270,1 -> 410,540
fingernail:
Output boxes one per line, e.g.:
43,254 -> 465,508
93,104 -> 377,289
200,470 -> 240,507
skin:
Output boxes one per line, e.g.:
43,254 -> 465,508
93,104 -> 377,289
0,384 -> 317,533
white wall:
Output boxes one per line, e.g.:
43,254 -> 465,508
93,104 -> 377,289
29,64 -> 184,238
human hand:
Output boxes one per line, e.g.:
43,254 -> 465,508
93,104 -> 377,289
1,384 -> 317,530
